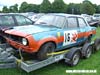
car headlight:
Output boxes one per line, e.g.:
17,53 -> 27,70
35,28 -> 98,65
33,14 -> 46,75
22,38 -> 28,45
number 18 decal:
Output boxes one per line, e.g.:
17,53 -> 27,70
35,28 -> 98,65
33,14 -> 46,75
63,30 -> 78,46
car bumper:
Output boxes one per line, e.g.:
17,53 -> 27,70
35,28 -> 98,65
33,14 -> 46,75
6,38 -> 37,53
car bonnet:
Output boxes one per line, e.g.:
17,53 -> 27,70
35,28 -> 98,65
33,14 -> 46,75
5,25 -> 58,37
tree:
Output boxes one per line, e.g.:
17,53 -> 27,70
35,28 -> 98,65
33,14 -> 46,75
26,4 -> 40,13
67,3 -> 81,14
9,4 -> 18,13
19,2 -> 40,13
39,0 -> 52,13
32,5 -> 40,13
52,0 -> 66,13
2,6 -> 9,13
95,5 -> 100,13
19,2 -> 29,12
80,0 -> 96,15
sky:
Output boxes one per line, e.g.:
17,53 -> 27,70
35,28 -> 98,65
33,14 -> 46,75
0,0 -> 100,10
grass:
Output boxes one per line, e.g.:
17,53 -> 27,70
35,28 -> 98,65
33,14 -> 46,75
0,27 -> 100,75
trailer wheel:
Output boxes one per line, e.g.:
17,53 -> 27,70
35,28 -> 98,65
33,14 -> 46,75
71,51 -> 80,66
82,43 -> 92,59
84,46 -> 92,58
65,48 -> 80,66
37,42 -> 55,60
94,38 -> 100,51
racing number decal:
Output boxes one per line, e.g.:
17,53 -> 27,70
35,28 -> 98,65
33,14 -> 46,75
63,30 -> 78,46
65,33 -> 70,42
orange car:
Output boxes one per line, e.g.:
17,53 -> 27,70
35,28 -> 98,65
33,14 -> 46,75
4,14 -> 96,60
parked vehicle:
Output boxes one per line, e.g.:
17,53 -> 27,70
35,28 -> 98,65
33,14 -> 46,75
0,13 -> 34,43
81,14 -> 92,22
4,13 -> 96,60
81,14 -> 100,27
93,14 -> 100,21
88,20 -> 100,27
88,14 -> 100,27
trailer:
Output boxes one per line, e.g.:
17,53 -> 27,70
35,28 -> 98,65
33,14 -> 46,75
0,38 -> 100,73
15,42 -> 92,72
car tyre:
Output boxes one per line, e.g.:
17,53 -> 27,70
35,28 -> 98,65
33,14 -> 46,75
82,43 -> 92,59
84,46 -> 92,59
37,42 -> 55,60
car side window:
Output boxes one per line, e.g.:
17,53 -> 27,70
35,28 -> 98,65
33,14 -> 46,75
15,15 -> 32,25
53,16 -> 66,28
0,16 -> 14,26
63,19 -> 68,28
78,18 -> 87,27
25,17 -> 33,25
67,17 -> 78,28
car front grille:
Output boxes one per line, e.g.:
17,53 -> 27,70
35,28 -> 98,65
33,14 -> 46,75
5,34 -> 22,43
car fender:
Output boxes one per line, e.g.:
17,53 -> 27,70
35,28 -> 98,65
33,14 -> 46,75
85,30 -> 96,37
37,35 -> 58,49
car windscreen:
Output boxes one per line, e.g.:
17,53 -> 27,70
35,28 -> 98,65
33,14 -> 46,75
0,15 -> 15,26
34,15 -> 65,28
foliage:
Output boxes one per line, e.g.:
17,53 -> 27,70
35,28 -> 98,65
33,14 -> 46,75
1,0 -> 100,14
67,3 -> 81,14
52,0 -> 66,13
80,0 -> 96,15
19,2 -> 29,12
96,5 -> 100,13
19,2 -> 40,13
2,6 -> 9,13
9,4 -> 18,13
39,0 -> 52,13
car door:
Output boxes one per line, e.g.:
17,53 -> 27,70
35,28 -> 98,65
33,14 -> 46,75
62,17 -> 79,47
77,17 -> 88,42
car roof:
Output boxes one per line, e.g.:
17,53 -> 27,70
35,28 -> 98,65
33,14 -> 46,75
47,13 -> 83,18
0,13 -> 83,18
0,13 -> 24,16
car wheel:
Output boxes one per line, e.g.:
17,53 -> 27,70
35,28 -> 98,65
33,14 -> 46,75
37,42 -> 55,60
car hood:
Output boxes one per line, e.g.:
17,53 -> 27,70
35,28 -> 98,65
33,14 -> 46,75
5,25 -> 59,36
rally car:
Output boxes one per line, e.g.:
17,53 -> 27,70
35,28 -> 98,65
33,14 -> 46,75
4,14 -> 96,60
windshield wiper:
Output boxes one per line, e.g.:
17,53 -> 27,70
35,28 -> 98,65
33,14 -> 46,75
36,22 -> 47,25
49,25 -> 61,29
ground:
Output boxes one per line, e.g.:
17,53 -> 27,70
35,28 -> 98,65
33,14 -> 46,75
0,27 -> 100,75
